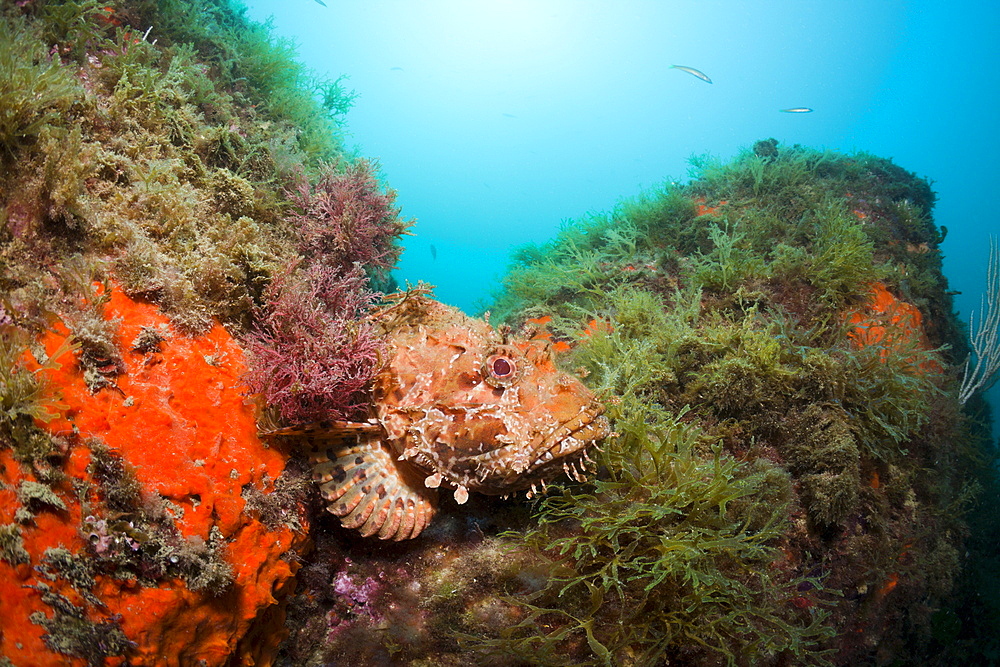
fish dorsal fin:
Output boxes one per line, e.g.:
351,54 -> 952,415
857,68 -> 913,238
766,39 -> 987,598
309,436 -> 438,541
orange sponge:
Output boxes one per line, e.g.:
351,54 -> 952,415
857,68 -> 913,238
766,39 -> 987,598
0,285 -> 307,666
846,282 -> 937,372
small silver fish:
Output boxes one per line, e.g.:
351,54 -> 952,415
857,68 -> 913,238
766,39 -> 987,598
780,107 -> 813,113
670,65 -> 712,84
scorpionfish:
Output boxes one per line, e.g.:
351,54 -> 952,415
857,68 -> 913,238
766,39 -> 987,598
267,294 -> 609,540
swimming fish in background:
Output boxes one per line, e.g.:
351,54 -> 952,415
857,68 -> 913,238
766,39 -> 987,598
780,107 -> 814,113
265,294 -> 609,540
670,65 -> 712,84
313,0 -> 327,6
430,244 -> 437,260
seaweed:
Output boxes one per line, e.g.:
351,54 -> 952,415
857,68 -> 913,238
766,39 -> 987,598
804,201 -> 884,307
692,220 -> 767,293
465,285 -> 840,663
0,14 -> 83,158
28,582 -> 134,665
483,140 -> 985,664
288,158 -> 414,276
242,263 -> 383,423
240,466 -> 311,532
131,0 -> 354,168
0,522 -> 30,565
474,406 -> 834,666
0,0 -> 367,340
0,323 -> 74,466
21,0 -> 110,64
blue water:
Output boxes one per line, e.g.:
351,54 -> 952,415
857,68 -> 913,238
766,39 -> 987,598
242,0 -> 1000,417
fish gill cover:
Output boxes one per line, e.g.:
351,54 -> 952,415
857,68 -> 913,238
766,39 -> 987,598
0,1 -> 998,667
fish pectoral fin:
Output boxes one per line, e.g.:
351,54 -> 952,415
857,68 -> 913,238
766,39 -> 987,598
311,440 -> 438,541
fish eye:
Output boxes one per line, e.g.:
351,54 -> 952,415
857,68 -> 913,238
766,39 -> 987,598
482,346 -> 523,388
492,357 -> 513,377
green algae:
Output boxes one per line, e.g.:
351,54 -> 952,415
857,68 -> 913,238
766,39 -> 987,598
479,141 -> 992,664
475,409 -> 834,666
0,324 -> 74,468
0,14 -> 83,158
467,289 -> 839,664
0,0 -> 374,339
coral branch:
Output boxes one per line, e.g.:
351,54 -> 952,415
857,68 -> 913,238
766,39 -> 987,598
959,236 -> 1000,404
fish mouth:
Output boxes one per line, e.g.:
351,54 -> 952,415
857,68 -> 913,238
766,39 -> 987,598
464,401 -> 610,494
524,401 -> 609,479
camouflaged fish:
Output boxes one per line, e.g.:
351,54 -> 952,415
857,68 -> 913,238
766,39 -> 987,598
265,294 -> 609,541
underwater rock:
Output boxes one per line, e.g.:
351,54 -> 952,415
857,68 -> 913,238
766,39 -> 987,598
0,285 -> 308,666
457,142 -> 991,665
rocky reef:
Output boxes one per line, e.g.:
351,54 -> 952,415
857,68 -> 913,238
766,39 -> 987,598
1,1 -> 998,666
271,143 -> 998,667
464,142 -> 998,665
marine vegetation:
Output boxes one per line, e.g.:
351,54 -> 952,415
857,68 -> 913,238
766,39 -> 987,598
0,0 -> 397,664
288,159 -> 412,275
242,159 -> 413,424
0,15 -> 82,158
472,404 -> 834,666
243,263 -> 384,423
2,0 -> 998,663
472,140 -> 998,665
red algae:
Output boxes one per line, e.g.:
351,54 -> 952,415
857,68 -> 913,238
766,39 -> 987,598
0,285 -> 307,666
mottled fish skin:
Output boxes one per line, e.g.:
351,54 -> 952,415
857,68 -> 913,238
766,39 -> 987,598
265,295 -> 609,540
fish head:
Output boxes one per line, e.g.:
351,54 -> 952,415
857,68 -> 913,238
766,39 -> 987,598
373,297 -> 608,500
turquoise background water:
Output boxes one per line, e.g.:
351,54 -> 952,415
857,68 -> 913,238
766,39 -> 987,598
242,0 -> 1000,418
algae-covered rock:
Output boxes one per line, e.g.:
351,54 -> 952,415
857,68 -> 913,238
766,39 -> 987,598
444,141 -> 995,665
2,0 -> 997,664
0,2 -> 403,664
263,144 -> 994,666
